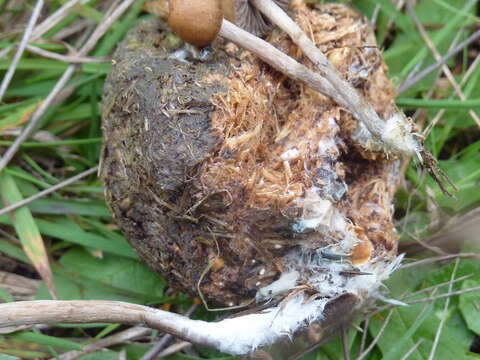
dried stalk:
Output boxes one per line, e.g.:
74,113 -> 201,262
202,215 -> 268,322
0,300 -> 218,349
398,29 -> 480,93
0,166 -> 98,216
218,20 -> 413,152
251,0 -> 397,150
219,7 -> 455,194
0,0 -> 44,102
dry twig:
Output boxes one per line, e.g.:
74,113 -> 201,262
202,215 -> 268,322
56,326 -> 151,360
398,29 -> 480,93
0,166 -> 98,216
0,0 -> 44,102
140,304 -> 198,360
406,3 -> 480,128
0,301 -> 216,347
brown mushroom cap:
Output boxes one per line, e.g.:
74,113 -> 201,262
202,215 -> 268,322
168,0 -> 223,47
221,0 -> 291,37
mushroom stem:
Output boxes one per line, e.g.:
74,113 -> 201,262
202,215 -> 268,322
219,19 -> 336,99
251,0 -> 383,134
219,19 -> 418,157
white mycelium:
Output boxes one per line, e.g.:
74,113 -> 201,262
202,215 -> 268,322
353,112 -> 422,158
199,252 -> 401,355
198,118 -> 403,355
200,183 -> 401,355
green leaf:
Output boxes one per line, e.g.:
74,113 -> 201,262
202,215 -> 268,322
0,215 -> 136,258
77,351 -> 119,360
58,248 -> 165,302
459,279 -> 480,335
8,332 -> 82,351
26,198 -> 111,217
369,308 -> 426,360
0,100 -> 40,131
0,173 -> 56,298
0,288 -> 14,303
0,355 -> 20,360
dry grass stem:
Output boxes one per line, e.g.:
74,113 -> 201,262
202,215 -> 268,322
157,341 -> 193,358
406,3 -> 480,128
0,0 -> 44,102
400,253 -> 480,269
340,326 -> 350,360
359,317 -> 370,354
31,0 -> 88,41
398,29 -> 480,93
25,44 -> 109,63
400,339 -> 425,360
406,285 -> 480,305
357,310 -> 393,360
423,52 -> 480,137
405,274 -> 472,299
56,326 -> 151,360
0,166 -> 98,216
140,304 -> 198,360
428,259 -> 459,360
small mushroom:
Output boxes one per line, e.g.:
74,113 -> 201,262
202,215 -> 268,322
168,0 -> 224,48
167,0 -> 291,47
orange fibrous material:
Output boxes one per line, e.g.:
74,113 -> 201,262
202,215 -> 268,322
204,58 -> 334,210
198,2 -> 399,255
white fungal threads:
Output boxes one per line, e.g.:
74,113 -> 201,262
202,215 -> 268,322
216,184 -> 401,356
280,147 -> 300,161
353,112 -> 422,158
381,113 -> 422,159
207,252 -> 402,355
195,295 -> 328,355
292,188 -> 335,232
181,130 -> 404,357
256,270 -> 300,302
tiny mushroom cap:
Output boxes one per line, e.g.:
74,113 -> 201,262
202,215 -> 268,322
221,0 -> 292,37
168,0 -> 224,47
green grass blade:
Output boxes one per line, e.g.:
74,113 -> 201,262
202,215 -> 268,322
0,173 -> 56,298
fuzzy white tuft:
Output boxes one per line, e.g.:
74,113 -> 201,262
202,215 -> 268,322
352,112 -> 422,157
256,270 -> 300,302
381,113 -> 421,157
195,295 -> 328,355
205,251 -> 402,355
280,148 -> 300,161
205,184 -> 402,355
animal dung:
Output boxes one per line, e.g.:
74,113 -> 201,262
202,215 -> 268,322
101,1 -> 403,354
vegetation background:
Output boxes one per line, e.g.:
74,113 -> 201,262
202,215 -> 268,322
0,0 -> 479,359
